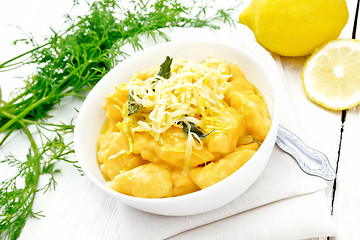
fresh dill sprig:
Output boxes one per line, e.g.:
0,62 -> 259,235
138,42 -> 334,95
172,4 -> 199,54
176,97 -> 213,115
0,0 -> 240,239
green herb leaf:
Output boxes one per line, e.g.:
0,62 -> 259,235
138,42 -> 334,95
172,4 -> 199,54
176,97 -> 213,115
127,90 -> 143,116
151,56 -> 173,91
182,122 -> 215,139
157,56 -> 173,79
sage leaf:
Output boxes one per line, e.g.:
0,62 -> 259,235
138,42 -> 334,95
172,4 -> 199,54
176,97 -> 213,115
127,90 -> 143,116
157,56 -> 173,79
182,122 -> 215,139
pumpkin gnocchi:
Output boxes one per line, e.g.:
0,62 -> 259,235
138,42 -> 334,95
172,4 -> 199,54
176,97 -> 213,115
97,57 -> 271,198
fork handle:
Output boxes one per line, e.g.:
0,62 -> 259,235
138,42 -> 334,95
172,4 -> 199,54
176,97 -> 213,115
276,125 -> 336,181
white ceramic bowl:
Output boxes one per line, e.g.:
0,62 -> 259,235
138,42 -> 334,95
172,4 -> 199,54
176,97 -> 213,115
74,40 -> 280,216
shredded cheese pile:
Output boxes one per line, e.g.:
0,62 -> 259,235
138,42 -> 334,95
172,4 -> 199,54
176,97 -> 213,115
116,58 -> 233,172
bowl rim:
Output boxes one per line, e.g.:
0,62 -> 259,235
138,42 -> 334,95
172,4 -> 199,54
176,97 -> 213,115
74,38 -> 281,205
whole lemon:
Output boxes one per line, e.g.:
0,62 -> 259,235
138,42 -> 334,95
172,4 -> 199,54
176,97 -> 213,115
239,0 -> 349,57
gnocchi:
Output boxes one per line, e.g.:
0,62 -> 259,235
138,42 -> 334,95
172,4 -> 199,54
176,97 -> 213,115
97,57 -> 271,198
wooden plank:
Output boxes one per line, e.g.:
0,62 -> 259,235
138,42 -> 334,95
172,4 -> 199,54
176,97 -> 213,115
331,0 -> 360,239
333,108 -> 360,239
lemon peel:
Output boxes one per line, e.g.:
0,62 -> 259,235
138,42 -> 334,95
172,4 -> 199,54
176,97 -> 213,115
239,0 -> 349,57
302,39 -> 360,110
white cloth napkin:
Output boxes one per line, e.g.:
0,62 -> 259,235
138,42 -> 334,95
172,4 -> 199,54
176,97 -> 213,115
170,191 -> 335,240
105,27 -> 336,239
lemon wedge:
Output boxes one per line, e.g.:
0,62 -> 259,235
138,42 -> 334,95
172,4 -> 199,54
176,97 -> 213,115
302,39 -> 360,110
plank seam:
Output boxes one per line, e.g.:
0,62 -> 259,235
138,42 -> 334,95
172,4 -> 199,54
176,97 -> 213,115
352,0 -> 360,39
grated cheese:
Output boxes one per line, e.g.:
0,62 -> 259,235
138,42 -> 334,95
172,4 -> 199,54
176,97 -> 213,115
116,58 -> 233,173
